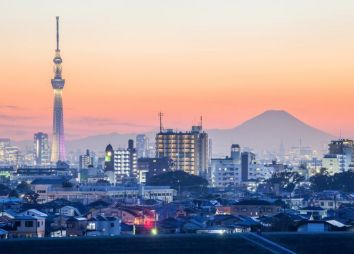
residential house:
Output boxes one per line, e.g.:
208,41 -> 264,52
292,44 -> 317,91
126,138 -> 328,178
59,206 -> 82,217
231,200 -> 282,217
66,217 -> 87,237
299,206 -> 327,219
18,209 -> 48,218
6,216 -> 45,238
86,215 -> 121,236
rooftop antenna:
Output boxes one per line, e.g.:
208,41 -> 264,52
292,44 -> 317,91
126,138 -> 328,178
56,16 -> 60,51
200,115 -> 203,129
339,128 -> 342,139
158,112 -> 164,132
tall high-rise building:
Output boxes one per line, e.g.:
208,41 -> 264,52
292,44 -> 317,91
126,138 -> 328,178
231,144 -> 241,162
34,132 -> 50,166
113,140 -> 137,183
5,146 -> 19,166
79,149 -> 94,169
136,134 -> 149,158
328,139 -> 354,157
241,152 -> 256,182
156,125 -> 208,176
104,144 -> 114,171
0,139 -> 10,164
51,16 -> 66,163
104,141 -> 138,184
322,139 -> 354,174
210,145 -> 242,188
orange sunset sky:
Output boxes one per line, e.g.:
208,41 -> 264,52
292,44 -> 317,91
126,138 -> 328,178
0,0 -> 354,140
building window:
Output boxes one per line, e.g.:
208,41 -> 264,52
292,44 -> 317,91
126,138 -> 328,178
25,221 -> 34,227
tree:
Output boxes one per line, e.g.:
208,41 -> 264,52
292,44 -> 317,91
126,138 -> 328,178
0,184 -> 11,196
23,191 -> 39,204
62,181 -> 73,188
266,172 -> 304,193
8,189 -> 19,198
16,181 -> 32,194
309,172 -> 330,192
310,171 -> 354,192
96,179 -> 110,185
147,170 -> 208,192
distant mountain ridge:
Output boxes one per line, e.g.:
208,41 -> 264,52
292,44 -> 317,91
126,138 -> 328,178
14,110 -> 334,156
208,110 -> 334,156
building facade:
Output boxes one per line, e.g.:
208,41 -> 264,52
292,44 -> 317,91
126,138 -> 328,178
104,141 -> 138,184
79,149 -> 95,169
0,139 -> 10,164
323,139 -> 354,174
156,126 -> 208,176
136,134 -> 149,158
241,152 -> 256,182
34,132 -> 50,166
210,144 -> 241,188
31,182 -> 176,204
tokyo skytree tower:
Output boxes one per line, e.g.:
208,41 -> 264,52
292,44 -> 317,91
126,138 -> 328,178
51,16 -> 66,162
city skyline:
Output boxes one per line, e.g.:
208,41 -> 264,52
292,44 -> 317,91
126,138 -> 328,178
1,1 -> 354,141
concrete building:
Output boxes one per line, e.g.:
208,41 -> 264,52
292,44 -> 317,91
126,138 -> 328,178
136,134 -> 149,158
34,132 -> 50,166
5,146 -> 19,166
211,146 -> 272,187
31,180 -> 176,204
156,126 -> 208,176
241,152 -> 256,182
229,200 -> 281,217
137,157 -> 171,184
322,154 -> 348,175
87,216 -> 121,236
7,216 -> 46,238
79,150 -> 94,169
104,141 -> 138,184
322,139 -> 354,175
0,139 -> 10,164
210,145 -> 241,188
322,139 -> 354,174
112,140 -> 137,183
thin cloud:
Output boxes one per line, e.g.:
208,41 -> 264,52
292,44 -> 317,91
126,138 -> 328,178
0,113 -> 37,121
0,105 -> 22,110
69,117 -> 154,128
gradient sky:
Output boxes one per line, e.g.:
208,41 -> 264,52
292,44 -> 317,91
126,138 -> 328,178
1,0 -> 354,140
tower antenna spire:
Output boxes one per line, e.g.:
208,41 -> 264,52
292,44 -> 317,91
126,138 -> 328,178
158,112 -> 164,132
56,16 -> 60,50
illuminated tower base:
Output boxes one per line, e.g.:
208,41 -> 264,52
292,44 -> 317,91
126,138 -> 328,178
51,89 -> 65,162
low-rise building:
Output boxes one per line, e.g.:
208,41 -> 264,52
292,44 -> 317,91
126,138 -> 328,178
31,179 -> 176,204
86,215 -> 121,236
230,200 -> 281,217
66,217 -> 88,237
298,206 -> 327,219
7,216 -> 45,238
